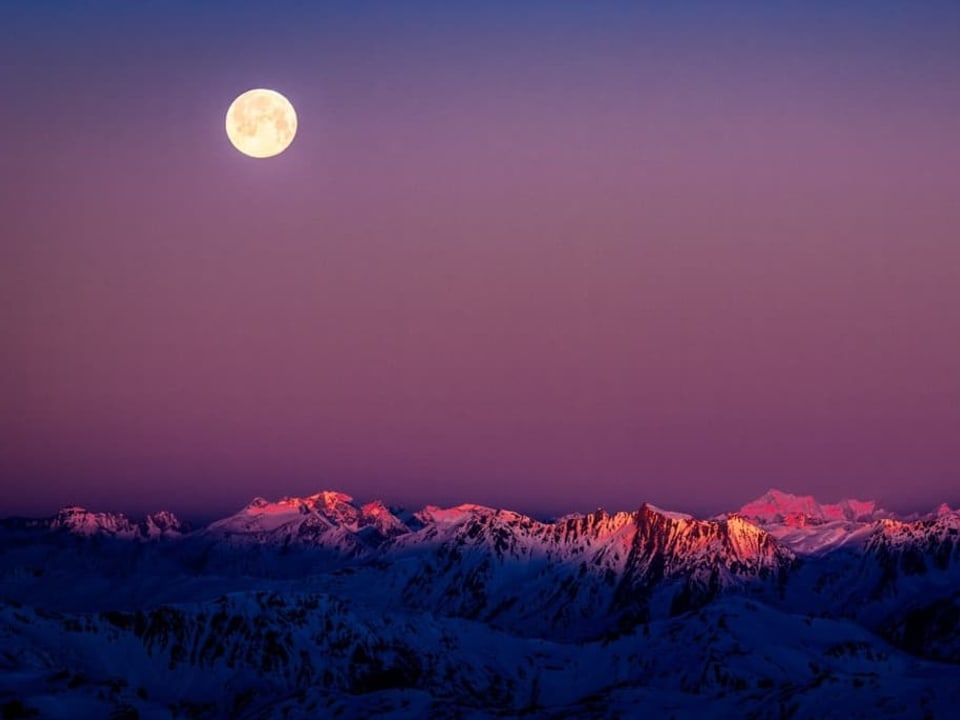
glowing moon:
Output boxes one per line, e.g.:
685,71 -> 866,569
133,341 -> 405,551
225,89 -> 297,158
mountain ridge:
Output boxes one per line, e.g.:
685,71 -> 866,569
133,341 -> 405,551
2,487 -> 959,717
4,486 -> 955,541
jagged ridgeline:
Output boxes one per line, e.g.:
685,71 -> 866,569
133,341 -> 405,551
1,489 -> 959,718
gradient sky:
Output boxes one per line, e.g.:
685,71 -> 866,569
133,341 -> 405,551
2,1 -> 959,520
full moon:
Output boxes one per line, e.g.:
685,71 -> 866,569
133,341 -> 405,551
225,89 -> 297,158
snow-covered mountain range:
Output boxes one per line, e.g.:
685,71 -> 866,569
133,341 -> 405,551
1,489 -> 958,718
2,505 -> 189,540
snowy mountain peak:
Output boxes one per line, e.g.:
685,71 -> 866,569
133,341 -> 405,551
303,490 -> 355,508
414,503 -> 499,525
50,506 -> 135,537
206,490 -> 410,551
238,491 -> 357,520
933,502 -> 955,518
301,491 -> 362,527
360,499 -> 391,519
720,513 -> 780,557
142,511 -> 188,537
47,506 -> 185,540
358,500 -> 410,537
739,489 -> 889,525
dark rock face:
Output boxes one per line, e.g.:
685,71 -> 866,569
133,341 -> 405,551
881,593 -> 960,663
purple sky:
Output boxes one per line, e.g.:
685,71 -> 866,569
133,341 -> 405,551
2,1 -> 959,520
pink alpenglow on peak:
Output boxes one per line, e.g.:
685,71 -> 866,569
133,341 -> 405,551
206,490 -> 412,549
359,500 -> 410,538
739,490 -> 890,526
735,490 -> 920,555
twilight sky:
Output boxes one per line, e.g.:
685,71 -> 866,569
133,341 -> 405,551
2,1 -> 959,520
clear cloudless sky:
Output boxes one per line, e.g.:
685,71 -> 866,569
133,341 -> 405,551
1,1 -> 959,520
